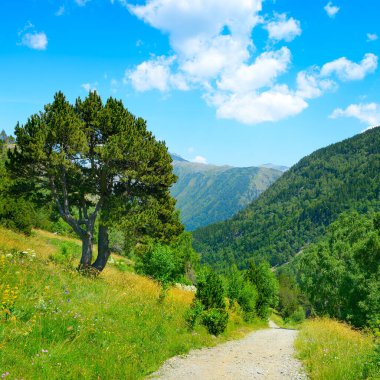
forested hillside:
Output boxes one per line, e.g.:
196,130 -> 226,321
171,158 -> 282,230
193,126 -> 380,270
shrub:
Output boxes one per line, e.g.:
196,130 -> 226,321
196,268 -> 226,310
201,308 -> 229,336
288,306 -> 305,324
184,300 -> 204,330
137,244 -> 176,285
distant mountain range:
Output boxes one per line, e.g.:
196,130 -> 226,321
170,154 -> 283,230
193,126 -> 380,270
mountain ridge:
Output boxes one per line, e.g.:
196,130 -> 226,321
192,126 -> 380,270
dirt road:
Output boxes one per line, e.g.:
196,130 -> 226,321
150,321 -> 307,379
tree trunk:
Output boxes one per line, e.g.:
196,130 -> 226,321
78,233 -> 93,269
92,225 -> 111,272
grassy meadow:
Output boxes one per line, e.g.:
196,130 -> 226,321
296,318 -> 380,380
0,227 -> 265,379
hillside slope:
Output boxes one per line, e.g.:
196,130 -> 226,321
193,126 -> 380,270
171,160 -> 282,230
0,227 -> 254,379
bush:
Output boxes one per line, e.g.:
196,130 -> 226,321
288,306 -> 305,324
137,244 -> 176,285
184,300 -> 204,330
0,198 -> 34,235
201,308 -> 229,336
196,268 -> 226,310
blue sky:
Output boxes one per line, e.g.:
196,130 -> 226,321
1,0 -> 379,167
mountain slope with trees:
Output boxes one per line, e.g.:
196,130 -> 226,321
193,126 -> 380,270
171,158 -> 282,230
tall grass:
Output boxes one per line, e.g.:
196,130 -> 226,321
295,318 -> 380,380
0,227 -> 262,379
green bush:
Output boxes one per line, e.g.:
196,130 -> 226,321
288,306 -> 305,324
201,308 -> 229,336
184,300 -> 204,330
137,244 -> 176,285
0,197 -> 34,235
196,268 -> 226,310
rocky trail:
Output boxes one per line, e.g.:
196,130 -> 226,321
150,321 -> 307,379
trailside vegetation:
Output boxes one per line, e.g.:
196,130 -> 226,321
7,91 -> 182,272
291,211 -> 380,328
193,126 -> 380,270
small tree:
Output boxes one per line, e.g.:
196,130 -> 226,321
186,268 -> 228,335
8,91 -> 182,272
246,261 -> 279,319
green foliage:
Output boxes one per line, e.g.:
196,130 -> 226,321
193,126 -> 380,270
185,268 -> 229,335
201,308 -> 229,336
171,160 -> 282,230
0,197 -> 34,235
184,299 -> 204,330
277,272 -> 305,320
7,91 -> 182,270
196,268 -> 226,310
246,261 -> 279,319
292,211 -> 380,327
137,244 -> 176,286
227,265 -> 257,321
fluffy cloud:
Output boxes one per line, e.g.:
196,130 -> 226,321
324,2 -> 339,18
127,0 -> 308,125
367,33 -> 378,42
125,56 -> 188,91
217,47 -> 291,94
207,86 -> 308,124
330,103 -> 380,128
320,53 -> 378,81
296,71 -> 335,99
19,22 -> 48,50
126,1 -> 377,126
265,13 -> 302,42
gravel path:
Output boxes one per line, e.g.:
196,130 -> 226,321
149,321 -> 307,380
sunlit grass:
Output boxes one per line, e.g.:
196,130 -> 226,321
0,227 -> 261,379
295,318 -> 379,380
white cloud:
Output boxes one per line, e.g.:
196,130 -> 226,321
81,82 -> 98,92
192,155 -> 207,164
330,103 -> 380,128
217,47 -> 291,94
21,32 -> 48,50
208,86 -> 308,124
265,13 -> 302,42
296,71 -> 335,99
367,33 -> 378,42
125,1 -> 378,126
55,6 -> 65,16
321,53 -> 378,81
324,2 -> 339,18
75,0 -> 91,6
126,56 -> 189,92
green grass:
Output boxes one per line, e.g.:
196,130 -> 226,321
295,318 -> 380,380
270,310 -> 303,330
0,227 -> 263,379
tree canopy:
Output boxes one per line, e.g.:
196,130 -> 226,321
8,91 -> 183,271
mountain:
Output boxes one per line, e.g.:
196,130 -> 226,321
170,158 -> 283,231
193,126 -> 380,270
260,163 -> 289,172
